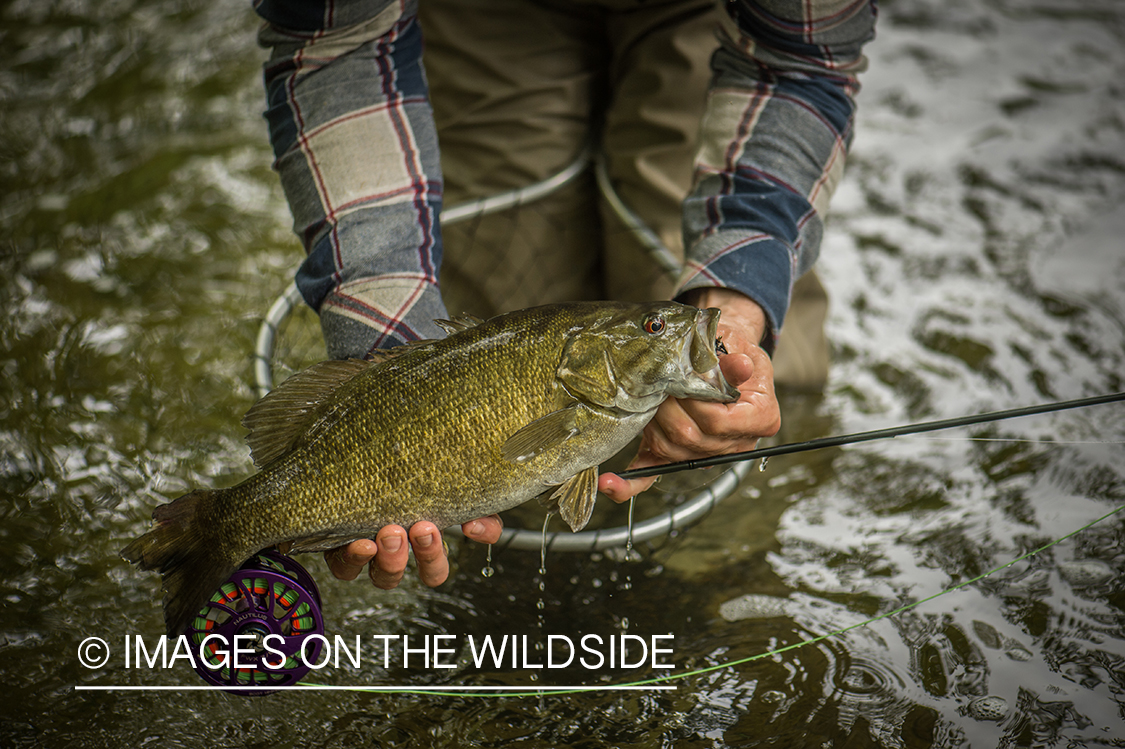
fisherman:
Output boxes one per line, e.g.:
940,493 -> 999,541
253,0 -> 876,588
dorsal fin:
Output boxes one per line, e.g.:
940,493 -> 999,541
366,338 -> 439,363
434,313 -> 486,335
242,359 -> 372,467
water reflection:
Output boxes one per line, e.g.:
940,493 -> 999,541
2,0 -> 1125,746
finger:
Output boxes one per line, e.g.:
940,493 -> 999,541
645,399 -> 720,462
325,538 -> 377,581
462,515 -> 503,544
598,469 -> 656,503
673,394 -> 776,447
409,522 -> 449,588
598,438 -> 664,502
368,526 -> 409,590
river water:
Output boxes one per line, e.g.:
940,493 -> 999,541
2,0 -> 1124,746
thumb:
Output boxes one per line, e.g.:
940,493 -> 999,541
719,351 -> 756,389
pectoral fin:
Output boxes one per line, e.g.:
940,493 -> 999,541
540,466 -> 599,532
501,407 -> 584,463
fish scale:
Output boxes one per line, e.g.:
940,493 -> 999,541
123,301 -> 737,636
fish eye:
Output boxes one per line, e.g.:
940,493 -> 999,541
643,315 -> 665,335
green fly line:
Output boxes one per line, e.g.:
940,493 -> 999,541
299,502 -> 1125,698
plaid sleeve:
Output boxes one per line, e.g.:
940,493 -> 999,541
678,0 -> 876,352
256,0 -> 449,359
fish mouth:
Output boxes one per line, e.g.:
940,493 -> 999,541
668,308 -> 739,403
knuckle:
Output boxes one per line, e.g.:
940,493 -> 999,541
664,420 -> 705,452
693,408 -> 727,435
416,547 -> 444,565
330,567 -> 356,581
625,478 -> 655,499
325,550 -> 357,580
370,569 -> 404,590
646,437 -> 678,462
420,564 -> 449,588
375,550 -> 406,575
762,408 -> 782,437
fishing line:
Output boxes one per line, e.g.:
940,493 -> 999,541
616,391 -> 1125,481
295,502 -> 1124,698
896,437 -> 1125,445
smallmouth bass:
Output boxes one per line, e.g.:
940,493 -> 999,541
123,301 -> 737,636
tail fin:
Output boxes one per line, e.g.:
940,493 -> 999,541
122,489 -> 242,638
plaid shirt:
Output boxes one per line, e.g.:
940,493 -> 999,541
681,0 -> 875,350
255,0 -> 876,357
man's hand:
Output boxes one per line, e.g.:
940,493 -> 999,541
324,516 -> 504,589
599,288 -> 781,502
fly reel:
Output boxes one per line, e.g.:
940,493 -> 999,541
184,549 -> 323,694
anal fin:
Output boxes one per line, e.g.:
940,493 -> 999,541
543,466 -> 599,532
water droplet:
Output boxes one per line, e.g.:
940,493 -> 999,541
539,513 -> 552,574
536,515 -> 551,628
758,456 -> 769,472
625,496 -> 636,557
481,544 -> 494,578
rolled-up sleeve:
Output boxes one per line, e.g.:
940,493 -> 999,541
256,0 -> 448,357
679,0 -> 876,352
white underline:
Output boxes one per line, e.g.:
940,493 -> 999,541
898,437 -> 1122,444
74,684 -> 675,692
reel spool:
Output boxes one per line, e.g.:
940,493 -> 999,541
184,549 -> 324,694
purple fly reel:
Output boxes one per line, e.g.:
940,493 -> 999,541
183,549 -> 324,695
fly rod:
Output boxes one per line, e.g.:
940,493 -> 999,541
616,391 -> 1125,481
